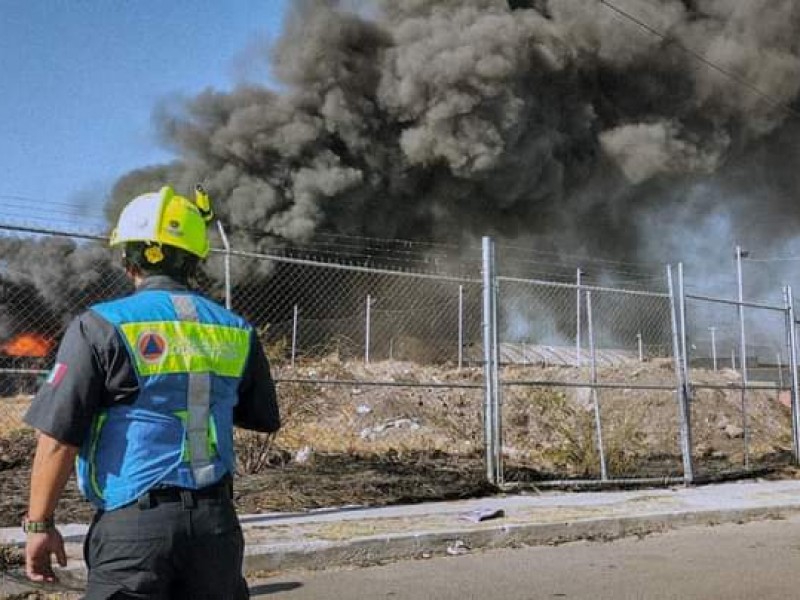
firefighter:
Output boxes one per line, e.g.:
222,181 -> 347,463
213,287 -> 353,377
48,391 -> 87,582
22,185 -> 280,599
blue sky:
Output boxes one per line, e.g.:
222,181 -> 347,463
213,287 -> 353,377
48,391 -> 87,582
0,0 -> 287,231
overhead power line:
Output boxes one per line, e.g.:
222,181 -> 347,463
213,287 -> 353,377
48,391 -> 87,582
0,222 -> 107,241
0,205 -> 107,222
598,0 -> 800,121
0,195 -> 109,225
0,194 -> 105,210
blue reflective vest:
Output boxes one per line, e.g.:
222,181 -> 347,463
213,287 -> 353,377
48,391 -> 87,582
76,290 -> 252,510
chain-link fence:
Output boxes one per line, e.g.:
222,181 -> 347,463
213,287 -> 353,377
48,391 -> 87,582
230,254 -> 484,367
0,229 -> 488,467
682,274 -> 795,479
2,227 -> 800,488
494,272 -> 683,486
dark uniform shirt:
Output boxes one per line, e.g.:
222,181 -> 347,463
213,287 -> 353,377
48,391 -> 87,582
24,275 -> 280,448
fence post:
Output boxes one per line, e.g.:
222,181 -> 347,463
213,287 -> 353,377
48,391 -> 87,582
736,246 -> 748,382
482,237 -> 501,486
709,327 -> 717,372
291,304 -> 298,368
458,284 -> 464,370
365,294 -> 372,364
785,286 -> 800,464
576,267 -> 582,367
492,259 -> 503,486
216,221 -> 232,309
586,291 -> 608,481
668,264 -> 694,484
678,263 -> 689,381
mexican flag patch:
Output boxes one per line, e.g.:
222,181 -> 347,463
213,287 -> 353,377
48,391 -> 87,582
46,363 -> 68,387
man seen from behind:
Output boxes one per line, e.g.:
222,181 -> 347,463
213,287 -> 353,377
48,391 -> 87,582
22,184 -> 280,599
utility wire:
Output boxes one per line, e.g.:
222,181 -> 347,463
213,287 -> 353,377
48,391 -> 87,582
742,256 -> 800,263
0,208 -> 107,223
0,223 -> 107,241
598,0 -> 800,121
0,194 -> 107,210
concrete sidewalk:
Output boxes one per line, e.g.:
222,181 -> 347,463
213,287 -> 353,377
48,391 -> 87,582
4,479 -> 800,595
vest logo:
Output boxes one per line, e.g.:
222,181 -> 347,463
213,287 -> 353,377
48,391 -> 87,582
137,331 -> 168,363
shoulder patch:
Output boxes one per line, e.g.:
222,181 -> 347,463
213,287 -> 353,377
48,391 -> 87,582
46,363 -> 68,387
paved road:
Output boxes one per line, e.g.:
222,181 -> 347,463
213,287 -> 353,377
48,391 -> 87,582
249,514 -> 800,599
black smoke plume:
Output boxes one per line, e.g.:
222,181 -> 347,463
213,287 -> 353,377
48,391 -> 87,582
107,1 -> 800,273
4,0 -> 800,343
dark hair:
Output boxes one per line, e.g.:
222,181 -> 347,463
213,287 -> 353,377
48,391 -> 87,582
122,242 -> 200,282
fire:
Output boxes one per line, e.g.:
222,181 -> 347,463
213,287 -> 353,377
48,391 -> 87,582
1,333 -> 54,358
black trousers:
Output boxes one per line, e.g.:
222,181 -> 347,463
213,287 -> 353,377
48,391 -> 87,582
83,482 -> 248,600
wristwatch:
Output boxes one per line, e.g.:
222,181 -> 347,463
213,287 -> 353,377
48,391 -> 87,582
22,516 -> 55,534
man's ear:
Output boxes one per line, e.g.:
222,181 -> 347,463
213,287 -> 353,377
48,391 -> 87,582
122,257 -> 141,279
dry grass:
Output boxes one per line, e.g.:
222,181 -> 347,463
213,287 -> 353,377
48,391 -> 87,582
0,395 -> 31,437
2,357 -> 794,480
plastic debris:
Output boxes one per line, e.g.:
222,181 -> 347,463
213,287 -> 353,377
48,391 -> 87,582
446,540 -> 470,556
460,507 -> 505,523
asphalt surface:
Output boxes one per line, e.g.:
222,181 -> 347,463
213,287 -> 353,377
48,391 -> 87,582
4,479 -> 800,597
249,514 -> 800,599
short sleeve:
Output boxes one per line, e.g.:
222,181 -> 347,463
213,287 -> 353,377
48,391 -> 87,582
23,313 -> 108,447
234,330 -> 280,433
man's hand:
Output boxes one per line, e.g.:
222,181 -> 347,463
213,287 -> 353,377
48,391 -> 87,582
24,431 -> 78,583
25,528 -> 67,582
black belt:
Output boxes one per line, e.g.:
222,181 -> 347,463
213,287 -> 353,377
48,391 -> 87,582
137,476 -> 233,510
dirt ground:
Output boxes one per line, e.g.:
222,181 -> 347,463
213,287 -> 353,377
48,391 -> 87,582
0,358 -> 796,532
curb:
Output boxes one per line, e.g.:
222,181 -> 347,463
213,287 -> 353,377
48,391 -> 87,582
241,502 -> 800,575
4,499 -> 800,594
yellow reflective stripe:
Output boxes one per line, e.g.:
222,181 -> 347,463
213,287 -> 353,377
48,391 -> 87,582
209,415 -> 218,453
89,412 -> 108,500
174,410 -> 218,461
120,321 -> 250,377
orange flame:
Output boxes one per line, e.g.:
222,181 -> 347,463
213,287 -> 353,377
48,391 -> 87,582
1,333 -> 54,358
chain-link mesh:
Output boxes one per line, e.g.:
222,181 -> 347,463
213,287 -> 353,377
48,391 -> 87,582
0,230 -> 129,432
2,226 -> 797,484
495,276 -> 682,482
683,292 -> 793,477
499,384 -> 684,482
226,253 -> 483,370
582,288 -> 675,385
0,231 -> 486,448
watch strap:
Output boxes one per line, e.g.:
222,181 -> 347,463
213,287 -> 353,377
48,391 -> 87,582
22,516 -> 55,534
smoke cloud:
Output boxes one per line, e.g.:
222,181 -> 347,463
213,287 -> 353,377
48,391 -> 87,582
4,0 -> 800,344
107,1 -> 800,258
